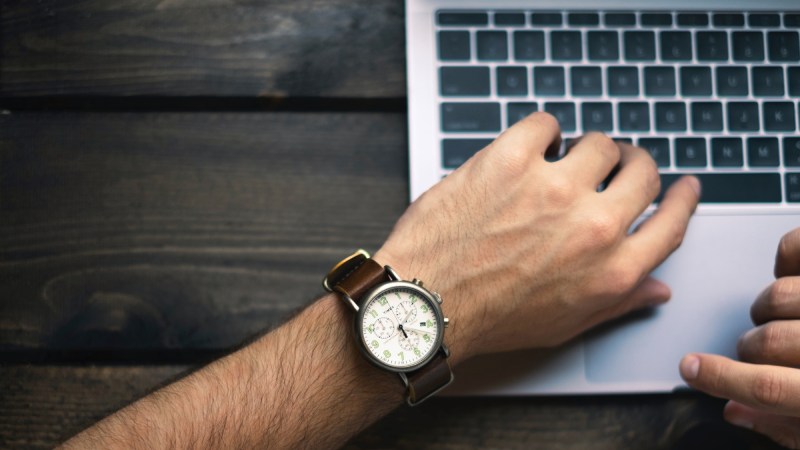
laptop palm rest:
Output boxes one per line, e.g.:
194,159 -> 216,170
447,213 -> 797,395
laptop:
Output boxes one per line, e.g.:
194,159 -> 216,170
405,0 -> 800,394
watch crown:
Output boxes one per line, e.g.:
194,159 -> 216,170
411,278 -> 423,287
443,317 -> 450,328
432,291 -> 442,304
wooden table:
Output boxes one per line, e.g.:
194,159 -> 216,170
0,2 -> 783,448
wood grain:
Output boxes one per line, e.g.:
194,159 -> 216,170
0,364 -> 781,450
0,112 -> 409,353
0,0 -> 405,98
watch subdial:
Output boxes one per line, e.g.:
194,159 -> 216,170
372,317 -> 395,339
394,300 -> 417,324
398,331 -> 420,351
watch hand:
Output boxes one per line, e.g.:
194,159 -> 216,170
402,325 -> 435,336
398,324 -> 409,339
402,308 -> 413,324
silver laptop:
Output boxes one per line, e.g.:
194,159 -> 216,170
405,0 -> 800,395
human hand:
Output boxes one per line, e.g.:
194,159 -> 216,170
680,228 -> 800,449
374,112 -> 700,364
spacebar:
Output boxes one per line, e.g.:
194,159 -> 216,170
658,173 -> 782,203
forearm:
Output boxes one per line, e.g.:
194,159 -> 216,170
61,294 -> 405,449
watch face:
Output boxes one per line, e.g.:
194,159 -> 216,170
358,283 -> 442,370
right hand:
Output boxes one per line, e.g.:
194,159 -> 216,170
375,112 -> 701,363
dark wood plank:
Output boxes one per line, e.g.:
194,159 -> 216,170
0,365 -> 781,449
0,112 -> 409,353
0,0 -> 405,98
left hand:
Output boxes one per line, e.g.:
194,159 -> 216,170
680,228 -> 800,449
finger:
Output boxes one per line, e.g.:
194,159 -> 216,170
601,143 -> 661,226
737,320 -> 800,367
680,353 -> 800,416
490,111 -> 562,165
555,132 -> 620,187
751,277 -> 800,325
618,176 -> 700,276
724,401 -> 800,449
584,276 -> 671,328
776,228 -> 800,278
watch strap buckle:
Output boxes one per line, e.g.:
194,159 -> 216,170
322,249 -> 371,293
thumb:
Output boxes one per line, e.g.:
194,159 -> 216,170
587,276 -> 671,327
724,400 -> 800,449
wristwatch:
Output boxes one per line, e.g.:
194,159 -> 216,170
323,249 -> 454,405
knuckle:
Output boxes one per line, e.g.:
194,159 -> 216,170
758,323 -> 786,360
602,262 -> 642,295
767,278 -> 798,312
542,175 -> 578,208
587,212 -> 623,246
752,370 -> 785,408
584,132 -> 620,163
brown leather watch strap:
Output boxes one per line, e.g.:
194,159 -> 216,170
404,350 -> 454,405
332,258 -> 389,306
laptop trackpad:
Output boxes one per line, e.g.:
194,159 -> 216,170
585,213 -> 796,384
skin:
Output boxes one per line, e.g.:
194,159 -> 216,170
61,113 -> 700,449
681,227 -> 800,449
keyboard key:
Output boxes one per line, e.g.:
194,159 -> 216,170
677,13 -> 709,27
733,32 -> 765,61
786,173 -> 800,202
441,103 -> 500,132
438,12 -> 488,26
713,13 -> 745,27
624,31 -> 656,61
438,31 -> 470,61
785,137 -> 800,166
747,137 -> 780,167
495,12 -> 525,26
763,102 -> 796,132
534,67 -> 565,96
727,102 -> 759,132
768,32 -> 800,62
588,31 -> 620,61
752,67 -> 785,96
645,67 -> 676,96
582,102 -> 613,132
641,13 -> 672,27
638,138 -> 670,167
661,31 -> 693,61
513,31 -> 545,61
442,139 -> 493,169
696,31 -> 729,61
618,102 -> 650,132
675,138 -> 707,167
691,102 -> 723,131
659,174 -> 781,203
605,13 -> 636,27
655,102 -> 687,131
497,67 -> 528,96
544,102 -> 576,132
442,103 -> 500,132
531,12 -> 562,26
607,67 -> 639,96
551,31 -> 583,61
680,67 -> 712,96
785,14 -> 800,28
569,12 -> 599,26
440,67 -> 490,96
507,102 -> 538,127
477,31 -> 508,61
716,67 -> 749,96
711,137 -> 744,167
749,13 -> 780,27
571,67 -> 602,96
613,137 -> 633,145
790,67 -> 800,96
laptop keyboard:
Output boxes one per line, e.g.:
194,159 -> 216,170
435,10 -> 800,203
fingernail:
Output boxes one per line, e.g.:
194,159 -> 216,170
726,415 -> 754,430
687,176 -> 702,197
680,355 -> 700,380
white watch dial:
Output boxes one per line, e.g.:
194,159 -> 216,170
361,287 -> 439,369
